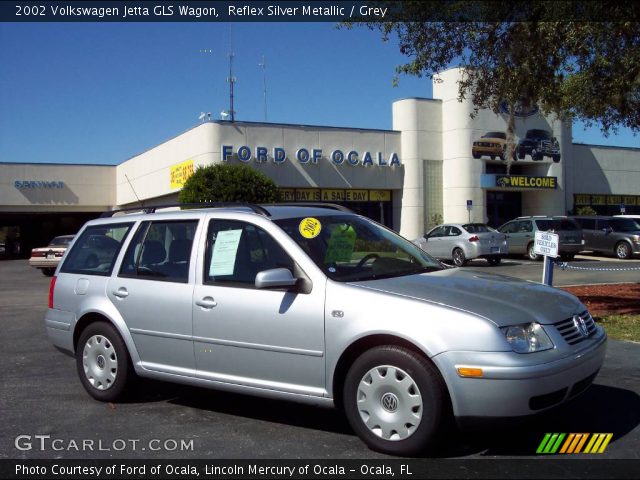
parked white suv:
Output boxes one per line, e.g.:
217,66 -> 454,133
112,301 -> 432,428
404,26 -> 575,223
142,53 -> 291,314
45,204 -> 606,456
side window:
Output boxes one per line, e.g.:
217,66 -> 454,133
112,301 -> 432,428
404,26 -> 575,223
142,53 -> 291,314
449,227 -> 462,236
428,226 -> 445,238
519,221 -> 533,232
119,220 -> 197,283
577,218 -> 595,230
204,220 -> 294,287
61,223 -> 133,276
498,222 -> 515,234
598,219 -> 611,230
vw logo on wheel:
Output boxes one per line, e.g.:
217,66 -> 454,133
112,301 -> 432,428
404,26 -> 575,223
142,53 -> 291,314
381,392 -> 399,412
573,315 -> 589,337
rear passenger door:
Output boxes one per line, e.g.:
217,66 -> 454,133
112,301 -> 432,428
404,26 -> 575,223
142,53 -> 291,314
107,219 -> 200,376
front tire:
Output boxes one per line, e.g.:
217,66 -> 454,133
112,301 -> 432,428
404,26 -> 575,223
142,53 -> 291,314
343,346 -> 447,456
76,322 -> 132,402
615,241 -> 632,260
452,248 -> 467,267
527,243 -> 541,261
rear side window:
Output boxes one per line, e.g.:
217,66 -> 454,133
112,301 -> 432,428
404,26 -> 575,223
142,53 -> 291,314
535,219 -> 580,231
61,223 -> 133,276
119,220 -> 198,283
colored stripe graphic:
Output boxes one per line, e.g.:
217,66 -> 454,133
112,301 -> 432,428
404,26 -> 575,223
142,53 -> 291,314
538,433 -> 613,454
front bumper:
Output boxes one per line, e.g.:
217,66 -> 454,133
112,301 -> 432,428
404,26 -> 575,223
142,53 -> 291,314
432,330 -> 607,418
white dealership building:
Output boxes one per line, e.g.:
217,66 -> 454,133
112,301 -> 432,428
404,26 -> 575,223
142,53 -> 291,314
2,68 -> 639,254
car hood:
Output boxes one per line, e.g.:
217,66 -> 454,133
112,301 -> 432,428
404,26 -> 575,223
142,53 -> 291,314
349,268 -> 585,327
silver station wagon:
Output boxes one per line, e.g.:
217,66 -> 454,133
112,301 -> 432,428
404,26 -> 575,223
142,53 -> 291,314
45,204 -> 607,456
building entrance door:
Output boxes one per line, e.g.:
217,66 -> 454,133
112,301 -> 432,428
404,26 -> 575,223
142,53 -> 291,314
486,191 -> 522,228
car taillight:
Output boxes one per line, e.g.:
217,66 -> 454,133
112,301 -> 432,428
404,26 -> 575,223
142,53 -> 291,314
31,251 -> 45,257
48,276 -> 56,309
469,235 -> 480,242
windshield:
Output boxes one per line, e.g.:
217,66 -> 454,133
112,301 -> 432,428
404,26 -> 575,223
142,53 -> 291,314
483,132 -> 506,139
610,219 -> 640,232
274,215 -> 443,282
527,129 -> 552,140
49,236 -> 73,246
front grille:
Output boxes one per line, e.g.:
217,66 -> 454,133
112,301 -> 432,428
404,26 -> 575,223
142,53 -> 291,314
554,311 -> 597,345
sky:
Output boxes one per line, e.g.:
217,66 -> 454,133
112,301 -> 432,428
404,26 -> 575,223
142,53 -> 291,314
0,21 -> 637,166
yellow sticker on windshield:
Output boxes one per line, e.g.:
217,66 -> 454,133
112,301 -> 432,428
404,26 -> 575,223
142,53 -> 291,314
299,217 -> 322,239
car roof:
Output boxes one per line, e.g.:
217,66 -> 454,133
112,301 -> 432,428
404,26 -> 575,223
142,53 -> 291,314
88,204 -> 353,225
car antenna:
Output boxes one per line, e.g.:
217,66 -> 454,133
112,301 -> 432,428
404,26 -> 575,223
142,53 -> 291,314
124,173 -> 144,209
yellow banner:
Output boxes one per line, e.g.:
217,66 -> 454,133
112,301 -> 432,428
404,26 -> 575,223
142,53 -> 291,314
295,189 -> 321,201
279,188 -> 295,201
623,196 -> 637,206
345,190 -> 369,202
170,160 -> 194,189
369,190 -> 391,201
322,189 -> 346,202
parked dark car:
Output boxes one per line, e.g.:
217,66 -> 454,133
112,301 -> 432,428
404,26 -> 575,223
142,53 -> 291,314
497,216 -> 583,261
517,129 -> 561,162
572,216 -> 640,259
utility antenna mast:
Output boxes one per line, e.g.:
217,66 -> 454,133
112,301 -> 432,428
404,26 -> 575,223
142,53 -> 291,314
226,26 -> 236,122
258,55 -> 267,121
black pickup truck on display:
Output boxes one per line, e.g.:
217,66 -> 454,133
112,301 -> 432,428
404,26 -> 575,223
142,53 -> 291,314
517,129 -> 561,162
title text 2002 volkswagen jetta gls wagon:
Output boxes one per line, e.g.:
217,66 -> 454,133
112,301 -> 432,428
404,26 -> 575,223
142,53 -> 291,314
45,204 -> 607,456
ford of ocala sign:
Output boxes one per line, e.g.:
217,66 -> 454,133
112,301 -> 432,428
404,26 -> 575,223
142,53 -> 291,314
15,180 -> 65,189
222,145 -> 401,167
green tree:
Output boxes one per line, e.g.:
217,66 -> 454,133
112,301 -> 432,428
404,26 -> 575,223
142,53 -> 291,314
178,163 -> 280,204
351,1 -> 640,173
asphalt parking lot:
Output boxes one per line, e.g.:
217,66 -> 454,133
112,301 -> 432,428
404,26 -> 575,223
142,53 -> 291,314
1,259 -> 638,462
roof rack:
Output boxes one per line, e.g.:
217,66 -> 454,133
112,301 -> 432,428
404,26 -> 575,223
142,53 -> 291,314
263,203 -> 354,213
100,202 -> 271,218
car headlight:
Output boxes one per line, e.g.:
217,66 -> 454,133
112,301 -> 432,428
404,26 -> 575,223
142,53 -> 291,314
501,322 -> 554,353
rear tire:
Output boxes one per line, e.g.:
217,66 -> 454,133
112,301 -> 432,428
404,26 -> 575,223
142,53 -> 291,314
76,322 -> 132,402
452,248 -> 467,267
615,242 -> 632,260
487,257 -> 501,266
343,346 -> 448,456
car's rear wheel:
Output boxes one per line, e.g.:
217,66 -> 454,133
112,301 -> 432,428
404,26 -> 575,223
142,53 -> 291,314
42,268 -> 55,276
76,322 -> 131,402
487,256 -> 501,266
615,241 -> 632,260
343,346 -> 447,456
527,243 -> 541,261
452,248 -> 467,267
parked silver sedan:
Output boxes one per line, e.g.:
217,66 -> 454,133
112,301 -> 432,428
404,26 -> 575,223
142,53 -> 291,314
413,223 -> 508,266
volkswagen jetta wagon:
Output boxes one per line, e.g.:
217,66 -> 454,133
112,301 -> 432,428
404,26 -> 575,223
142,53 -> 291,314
45,204 -> 606,456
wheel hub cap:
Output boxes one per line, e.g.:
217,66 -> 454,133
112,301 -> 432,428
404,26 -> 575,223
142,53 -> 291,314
356,365 -> 423,441
82,334 -> 118,391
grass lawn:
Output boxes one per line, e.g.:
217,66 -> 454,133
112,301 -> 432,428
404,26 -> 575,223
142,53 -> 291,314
596,314 -> 640,343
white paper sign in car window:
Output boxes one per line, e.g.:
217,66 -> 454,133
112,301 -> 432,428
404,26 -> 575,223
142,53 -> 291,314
210,229 -> 242,276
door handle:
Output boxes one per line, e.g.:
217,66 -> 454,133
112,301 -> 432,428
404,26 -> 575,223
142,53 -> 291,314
196,297 -> 217,309
113,288 -> 129,298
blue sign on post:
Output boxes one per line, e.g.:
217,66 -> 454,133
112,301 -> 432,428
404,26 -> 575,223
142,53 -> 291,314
466,200 -> 473,211
620,204 -> 626,214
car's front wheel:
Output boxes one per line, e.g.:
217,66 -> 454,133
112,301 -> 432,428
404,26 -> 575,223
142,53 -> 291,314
343,346 -> 447,456
76,322 -> 132,402
615,241 -> 632,260
527,243 -> 541,261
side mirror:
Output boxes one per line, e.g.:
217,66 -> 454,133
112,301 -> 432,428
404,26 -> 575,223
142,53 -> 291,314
255,268 -> 298,290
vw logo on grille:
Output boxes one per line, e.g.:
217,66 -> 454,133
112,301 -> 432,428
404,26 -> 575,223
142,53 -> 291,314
381,393 -> 399,412
573,315 -> 589,337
